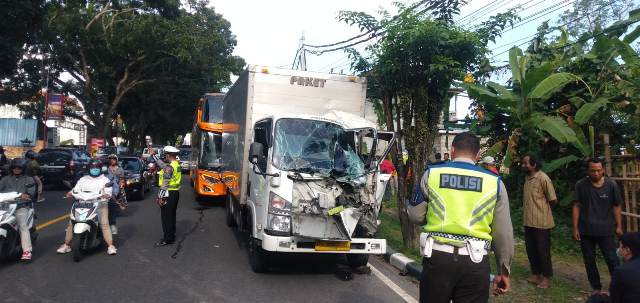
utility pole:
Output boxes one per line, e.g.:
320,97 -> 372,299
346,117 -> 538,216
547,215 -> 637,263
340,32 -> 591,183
299,33 -> 307,71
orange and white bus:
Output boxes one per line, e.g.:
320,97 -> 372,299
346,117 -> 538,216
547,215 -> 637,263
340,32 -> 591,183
190,93 -> 227,198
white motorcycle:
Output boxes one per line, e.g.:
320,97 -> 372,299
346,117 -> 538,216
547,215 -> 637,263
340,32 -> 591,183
0,192 -> 37,261
69,186 -> 110,262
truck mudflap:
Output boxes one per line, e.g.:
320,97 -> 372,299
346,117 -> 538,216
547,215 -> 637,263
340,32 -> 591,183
261,234 -> 386,254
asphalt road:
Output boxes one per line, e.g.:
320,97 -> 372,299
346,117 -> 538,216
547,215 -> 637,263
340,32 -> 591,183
0,176 -> 420,303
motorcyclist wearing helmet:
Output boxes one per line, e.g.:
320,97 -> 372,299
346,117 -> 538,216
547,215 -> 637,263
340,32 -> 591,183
57,159 -> 117,255
104,154 -> 125,235
0,158 -> 37,261
24,150 -> 44,202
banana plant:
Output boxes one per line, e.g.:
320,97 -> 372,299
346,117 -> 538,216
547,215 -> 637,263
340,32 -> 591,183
467,46 -> 593,172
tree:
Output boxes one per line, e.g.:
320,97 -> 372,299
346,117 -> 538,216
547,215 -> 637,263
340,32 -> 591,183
339,0 -> 518,247
558,0 -> 639,39
0,0 -> 244,147
0,0 -> 45,78
466,11 -> 640,232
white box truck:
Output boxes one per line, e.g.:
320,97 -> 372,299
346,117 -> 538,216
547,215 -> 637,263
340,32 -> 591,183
221,65 -> 395,272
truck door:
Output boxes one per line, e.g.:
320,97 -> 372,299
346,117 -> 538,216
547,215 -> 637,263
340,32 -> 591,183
248,119 -> 272,223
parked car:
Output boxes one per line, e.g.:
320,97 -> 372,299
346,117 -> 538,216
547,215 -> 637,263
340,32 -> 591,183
142,145 -> 164,160
119,156 -> 153,200
38,148 -> 91,188
96,146 -> 129,158
178,148 -> 192,173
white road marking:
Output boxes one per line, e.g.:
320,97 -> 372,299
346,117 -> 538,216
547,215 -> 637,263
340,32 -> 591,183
370,263 -> 419,303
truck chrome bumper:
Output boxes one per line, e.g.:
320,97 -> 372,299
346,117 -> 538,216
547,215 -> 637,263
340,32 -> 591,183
261,234 -> 387,254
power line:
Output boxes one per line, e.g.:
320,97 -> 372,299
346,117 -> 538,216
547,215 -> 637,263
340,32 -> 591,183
458,0 -> 506,24
304,0 -> 437,53
463,0 -> 520,29
490,0 -> 615,53
490,2 -> 631,60
501,0 -> 576,34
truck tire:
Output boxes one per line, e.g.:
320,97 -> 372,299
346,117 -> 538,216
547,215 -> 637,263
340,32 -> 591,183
248,235 -> 268,273
346,253 -> 370,268
225,194 -> 236,227
72,233 -> 84,262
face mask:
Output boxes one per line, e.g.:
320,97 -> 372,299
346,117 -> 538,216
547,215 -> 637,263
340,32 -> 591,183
102,166 -> 108,173
89,168 -> 101,176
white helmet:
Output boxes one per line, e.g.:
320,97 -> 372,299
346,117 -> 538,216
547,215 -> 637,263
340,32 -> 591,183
163,146 -> 180,154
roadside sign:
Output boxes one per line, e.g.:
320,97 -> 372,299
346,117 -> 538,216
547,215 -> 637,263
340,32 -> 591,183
45,93 -> 65,120
91,138 -> 105,147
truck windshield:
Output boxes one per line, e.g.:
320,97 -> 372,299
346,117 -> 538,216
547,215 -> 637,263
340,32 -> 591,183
273,118 -> 365,178
200,131 -> 222,170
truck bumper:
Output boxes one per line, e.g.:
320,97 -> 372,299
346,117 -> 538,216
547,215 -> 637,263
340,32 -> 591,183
261,234 -> 386,254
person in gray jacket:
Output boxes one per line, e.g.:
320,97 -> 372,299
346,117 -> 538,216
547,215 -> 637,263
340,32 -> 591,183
0,158 -> 36,261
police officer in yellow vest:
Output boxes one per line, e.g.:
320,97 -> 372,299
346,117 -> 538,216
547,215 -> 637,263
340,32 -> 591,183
152,146 -> 182,247
409,133 -> 514,303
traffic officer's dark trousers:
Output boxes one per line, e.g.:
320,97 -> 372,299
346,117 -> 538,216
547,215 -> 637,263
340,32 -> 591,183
161,190 -> 180,243
420,250 -> 490,303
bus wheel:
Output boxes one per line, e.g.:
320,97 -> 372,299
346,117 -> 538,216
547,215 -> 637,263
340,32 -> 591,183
225,194 -> 236,227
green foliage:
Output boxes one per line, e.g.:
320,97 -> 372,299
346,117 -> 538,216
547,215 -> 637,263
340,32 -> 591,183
0,0 -> 244,146
339,0 -> 518,247
0,0 -> 45,78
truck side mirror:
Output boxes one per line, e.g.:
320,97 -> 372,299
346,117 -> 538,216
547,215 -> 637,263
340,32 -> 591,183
249,142 -> 264,166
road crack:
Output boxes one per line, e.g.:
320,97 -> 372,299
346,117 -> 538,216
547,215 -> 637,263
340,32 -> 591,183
171,208 -> 205,259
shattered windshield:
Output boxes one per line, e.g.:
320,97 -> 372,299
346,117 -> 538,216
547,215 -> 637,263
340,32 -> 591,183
272,118 -> 365,179
199,131 -> 222,170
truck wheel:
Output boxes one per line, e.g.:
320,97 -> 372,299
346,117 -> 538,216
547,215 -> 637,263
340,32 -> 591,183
346,253 -> 370,268
0,238 -> 7,260
225,194 -> 236,227
72,234 -> 84,262
248,235 -> 268,273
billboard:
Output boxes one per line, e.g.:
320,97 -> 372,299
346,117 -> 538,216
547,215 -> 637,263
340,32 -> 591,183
46,93 -> 64,120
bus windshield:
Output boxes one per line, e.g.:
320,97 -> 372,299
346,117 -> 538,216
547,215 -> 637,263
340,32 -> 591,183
199,131 -> 222,170
202,96 -> 223,124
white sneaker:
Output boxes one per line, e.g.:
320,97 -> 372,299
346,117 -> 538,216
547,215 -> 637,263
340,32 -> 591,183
107,245 -> 117,255
56,244 -> 71,254
110,225 -> 118,235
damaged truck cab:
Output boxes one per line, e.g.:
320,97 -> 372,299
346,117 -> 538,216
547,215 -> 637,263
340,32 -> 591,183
221,66 -> 395,272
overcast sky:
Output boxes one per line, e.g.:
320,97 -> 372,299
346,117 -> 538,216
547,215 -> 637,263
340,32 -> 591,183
209,0 -> 573,119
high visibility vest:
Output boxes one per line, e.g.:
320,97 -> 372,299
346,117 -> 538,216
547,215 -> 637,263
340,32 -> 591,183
423,162 -> 499,245
158,160 -> 181,191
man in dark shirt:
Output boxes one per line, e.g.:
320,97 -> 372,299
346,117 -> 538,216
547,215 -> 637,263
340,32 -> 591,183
572,159 -> 623,295
610,232 -> 640,303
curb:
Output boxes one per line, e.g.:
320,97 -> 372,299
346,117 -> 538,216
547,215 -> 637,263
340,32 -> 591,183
383,247 -> 422,280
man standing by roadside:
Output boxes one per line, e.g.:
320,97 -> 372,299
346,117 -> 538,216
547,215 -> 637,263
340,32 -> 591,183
152,146 -> 182,247
409,132 -> 514,303
443,152 -> 450,162
521,154 -> 557,289
573,159 -> 623,296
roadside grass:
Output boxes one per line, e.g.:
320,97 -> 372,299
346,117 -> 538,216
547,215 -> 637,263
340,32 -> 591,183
377,196 -> 603,302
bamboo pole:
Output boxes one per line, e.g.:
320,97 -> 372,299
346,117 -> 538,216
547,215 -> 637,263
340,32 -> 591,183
610,177 -> 640,181
623,165 -> 632,231
622,211 -> 640,219
631,163 -> 638,231
603,134 -> 613,176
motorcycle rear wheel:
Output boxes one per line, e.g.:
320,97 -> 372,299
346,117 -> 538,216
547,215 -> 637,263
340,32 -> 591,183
72,233 -> 84,262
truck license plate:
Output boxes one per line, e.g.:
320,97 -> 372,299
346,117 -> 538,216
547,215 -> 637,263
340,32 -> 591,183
315,240 -> 350,251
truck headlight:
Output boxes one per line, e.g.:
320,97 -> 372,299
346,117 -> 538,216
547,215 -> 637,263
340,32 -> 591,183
269,192 -> 291,215
268,214 -> 291,235
268,192 -> 292,236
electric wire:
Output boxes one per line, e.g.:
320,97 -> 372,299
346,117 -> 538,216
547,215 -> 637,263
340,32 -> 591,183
490,0 -> 617,56
457,0 -> 505,24
490,6 -> 636,61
